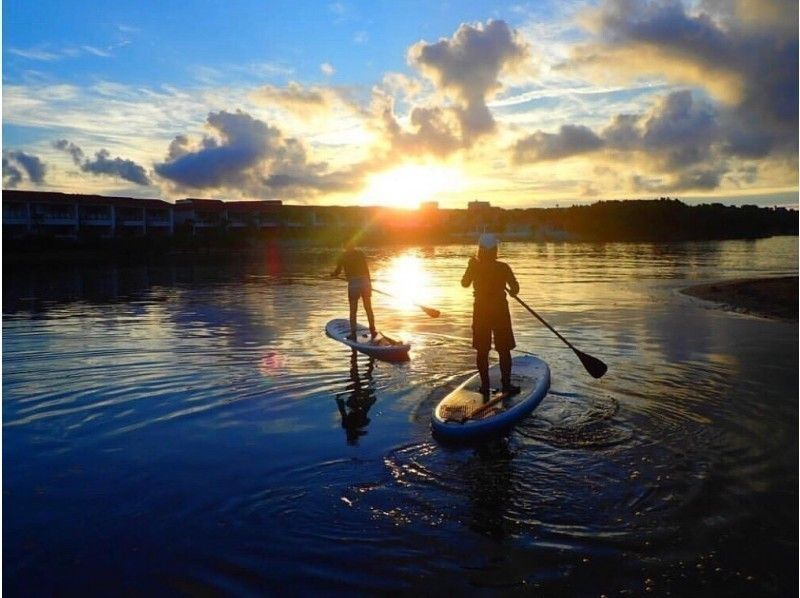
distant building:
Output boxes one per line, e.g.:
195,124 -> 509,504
420,201 -> 439,211
3,190 -> 173,239
173,198 -> 283,234
467,200 -> 490,210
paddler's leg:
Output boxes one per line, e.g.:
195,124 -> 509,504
476,349 -> 490,396
497,306 -> 519,394
472,304 -> 491,395
499,350 -> 519,394
362,287 -> 377,338
347,293 -> 358,340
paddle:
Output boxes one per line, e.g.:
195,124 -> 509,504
329,275 -> 441,318
510,294 -> 608,379
370,287 -> 441,318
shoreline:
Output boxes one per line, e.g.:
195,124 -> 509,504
681,276 -> 798,320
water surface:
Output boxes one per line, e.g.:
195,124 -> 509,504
4,237 -> 797,595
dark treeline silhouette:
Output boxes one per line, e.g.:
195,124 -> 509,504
510,198 -> 798,241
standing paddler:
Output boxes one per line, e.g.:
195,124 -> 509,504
330,241 -> 377,341
461,233 -> 521,396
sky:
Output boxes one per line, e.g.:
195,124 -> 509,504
2,0 -> 798,208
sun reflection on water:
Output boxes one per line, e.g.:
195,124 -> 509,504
375,253 -> 439,314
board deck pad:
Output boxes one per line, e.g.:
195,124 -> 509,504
437,372 -> 535,421
432,355 -> 550,440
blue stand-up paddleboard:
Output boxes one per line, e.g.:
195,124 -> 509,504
432,355 -> 550,441
326,318 -> 410,362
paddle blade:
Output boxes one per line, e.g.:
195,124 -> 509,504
421,306 -> 441,318
576,349 -> 608,379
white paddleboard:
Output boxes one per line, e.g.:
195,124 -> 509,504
325,318 -> 410,362
432,355 -> 550,441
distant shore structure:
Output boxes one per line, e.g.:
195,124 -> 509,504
2,190 -> 796,244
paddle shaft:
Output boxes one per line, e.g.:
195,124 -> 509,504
511,294 -> 576,351
510,292 -> 607,378
466,392 -> 508,420
367,287 -> 440,318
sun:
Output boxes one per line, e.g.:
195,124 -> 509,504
359,163 -> 465,209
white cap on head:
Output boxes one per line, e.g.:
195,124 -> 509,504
478,233 -> 498,249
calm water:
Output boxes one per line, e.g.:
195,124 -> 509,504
3,237 -> 798,595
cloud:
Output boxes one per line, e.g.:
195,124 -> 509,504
512,124 -> 604,162
370,19 -> 533,161
9,43 -> 115,61
511,89 -> 733,191
53,139 -> 85,165
506,0 -> 798,193
407,19 -> 532,141
8,47 -> 61,61
82,150 -> 150,185
54,139 -> 150,185
250,81 -> 344,117
570,0 -> 798,157
3,151 -> 47,186
154,109 -> 364,197
320,62 -> 335,76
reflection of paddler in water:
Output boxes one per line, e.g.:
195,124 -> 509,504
330,240 -> 377,341
461,233 -> 521,397
463,439 -> 514,540
335,349 -> 377,445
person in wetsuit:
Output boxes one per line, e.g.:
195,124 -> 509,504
461,233 -> 520,396
330,241 -> 377,340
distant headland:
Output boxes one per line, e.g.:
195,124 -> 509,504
3,190 -> 797,260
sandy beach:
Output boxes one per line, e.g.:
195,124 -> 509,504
682,276 -> 798,320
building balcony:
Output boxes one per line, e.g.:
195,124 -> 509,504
36,217 -> 78,225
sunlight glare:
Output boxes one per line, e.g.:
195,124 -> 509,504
361,164 -> 465,209
377,253 -> 438,313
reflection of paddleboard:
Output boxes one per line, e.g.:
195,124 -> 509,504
325,319 -> 410,362
432,355 -> 550,441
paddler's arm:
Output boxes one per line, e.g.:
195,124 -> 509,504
330,254 -> 344,278
505,264 -> 520,297
461,257 -> 477,287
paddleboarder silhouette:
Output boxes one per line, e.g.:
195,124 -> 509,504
461,233 -> 521,397
330,240 -> 377,341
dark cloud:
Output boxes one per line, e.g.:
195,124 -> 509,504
511,90 -> 733,192
155,111 -> 276,188
3,158 -> 23,187
3,150 -> 47,186
512,125 -> 604,163
54,140 -> 150,185
154,110 -> 365,197
53,139 -> 84,165
166,135 -> 190,160
639,90 -> 720,169
83,149 -> 150,185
